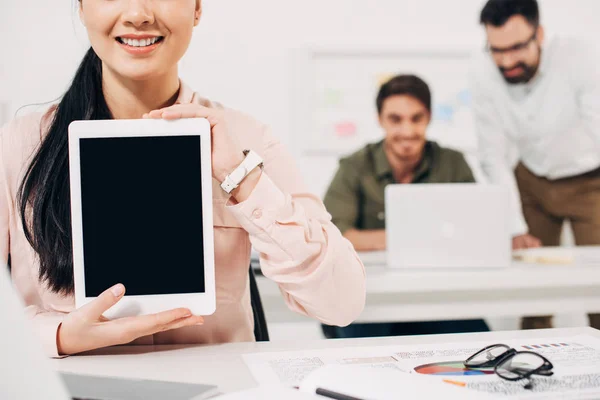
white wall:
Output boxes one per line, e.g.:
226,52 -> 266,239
1,0 -> 599,195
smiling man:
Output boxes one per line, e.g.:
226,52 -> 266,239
472,0 -> 600,330
322,75 -> 489,338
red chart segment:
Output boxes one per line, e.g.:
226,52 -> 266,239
415,361 -> 495,376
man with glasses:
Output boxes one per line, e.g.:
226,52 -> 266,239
472,0 -> 600,330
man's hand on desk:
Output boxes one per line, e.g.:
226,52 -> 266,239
57,284 -> 204,356
512,233 -> 542,250
343,229 -> 386,252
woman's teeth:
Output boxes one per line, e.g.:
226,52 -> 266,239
119,37 -> 161,47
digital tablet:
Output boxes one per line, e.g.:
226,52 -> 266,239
68,118 -> 215,318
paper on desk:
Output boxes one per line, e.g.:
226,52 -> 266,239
244,345 -> 408,387
511,247 -> 600,265
243,335 -> 600,399
300,364 -> 490,399
517,247 -> 600,266
513,248 -> 575,264
394,334 -> 600,399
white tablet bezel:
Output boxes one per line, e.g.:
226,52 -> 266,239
68,118 -> 216,318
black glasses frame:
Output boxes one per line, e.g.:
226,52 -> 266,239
485,30 -> 538,55
464,344 -> 554,389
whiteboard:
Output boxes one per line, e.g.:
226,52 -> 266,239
292,48 -> 477,157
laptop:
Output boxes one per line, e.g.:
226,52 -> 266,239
385,184 -> 511,268
62,373 -> 219,400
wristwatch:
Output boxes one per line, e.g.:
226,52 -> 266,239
220,150 -> 264,194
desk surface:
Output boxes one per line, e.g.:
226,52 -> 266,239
256,246 -> 600,293
357,246 -> 600,292
256,247 -> 600,323
53,327 -> 600,395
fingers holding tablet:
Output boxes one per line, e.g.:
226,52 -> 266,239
57,284 -> 204,356
142,104 -> 245,182
77,283 -> 126,322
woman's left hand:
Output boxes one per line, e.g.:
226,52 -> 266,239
144,104 -> 244,182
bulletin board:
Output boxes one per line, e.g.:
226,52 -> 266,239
291,48 -> 477,157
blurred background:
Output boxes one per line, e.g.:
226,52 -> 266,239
1,0 -> 599,339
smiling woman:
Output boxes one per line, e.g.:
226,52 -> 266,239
0,0 -> 366,357
79,0 -> 198,83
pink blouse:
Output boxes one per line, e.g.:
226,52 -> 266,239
0,82 -> 366,357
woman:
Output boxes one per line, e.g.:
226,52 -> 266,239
0,0 -> 365,357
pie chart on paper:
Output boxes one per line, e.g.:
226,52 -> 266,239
414,361 -> 495,376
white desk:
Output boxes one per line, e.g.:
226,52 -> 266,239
53,327 -> 600,395
256,247 -> 600,323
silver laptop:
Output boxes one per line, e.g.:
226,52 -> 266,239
62,373 -> 218,400
385,184 -> 511,268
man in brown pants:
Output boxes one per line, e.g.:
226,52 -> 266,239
472,0 -> 600,329
516,164 -> 600,328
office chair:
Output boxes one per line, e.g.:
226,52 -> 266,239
248,265 -> 269,342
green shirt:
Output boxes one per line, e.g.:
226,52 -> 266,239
323,140 -> 475,233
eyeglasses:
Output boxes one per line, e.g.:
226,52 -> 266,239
486,31 -> 538,57
464,344 -> 554,390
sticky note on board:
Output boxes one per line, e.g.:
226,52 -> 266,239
433,103 -> 455,122
457,89 -> 472,106
323,88 -> 344,107
334,121 -> 357,137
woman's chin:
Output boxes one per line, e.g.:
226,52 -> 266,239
110,65 -> 166,82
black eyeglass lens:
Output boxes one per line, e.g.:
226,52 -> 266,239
496,353 -> 546,380
466,345 -> 510,367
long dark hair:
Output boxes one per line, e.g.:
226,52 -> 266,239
17,47 -> 112,294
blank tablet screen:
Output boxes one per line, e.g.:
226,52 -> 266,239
79,136 -> 205,297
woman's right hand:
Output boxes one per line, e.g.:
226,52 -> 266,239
57,283 -> 204,355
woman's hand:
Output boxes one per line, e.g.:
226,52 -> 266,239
144,104 -> 245,182
144,104 -> 262,202
57,283 -> 204,355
